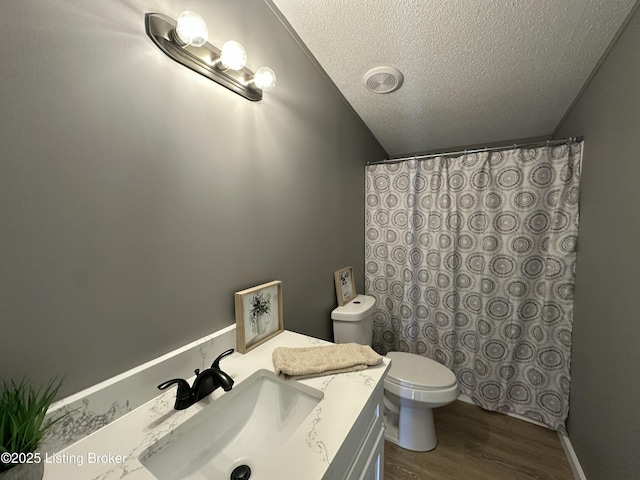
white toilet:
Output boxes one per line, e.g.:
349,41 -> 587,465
332,294 -> 459,452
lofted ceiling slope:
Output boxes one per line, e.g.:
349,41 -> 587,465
271,0 -> 638,157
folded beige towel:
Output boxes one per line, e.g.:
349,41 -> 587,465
272,343 -> 383,379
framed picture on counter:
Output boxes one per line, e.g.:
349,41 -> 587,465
235,280 -> 284,353
334,266 -> 356,306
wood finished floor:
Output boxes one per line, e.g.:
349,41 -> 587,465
384,400 -> 574,480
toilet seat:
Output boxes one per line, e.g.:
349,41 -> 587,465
384,352 -> 459,405
386,352 -> 457,390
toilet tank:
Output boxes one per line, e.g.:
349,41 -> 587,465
331,294 -> 376,345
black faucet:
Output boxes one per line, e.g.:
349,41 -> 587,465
157,348 -> 235,410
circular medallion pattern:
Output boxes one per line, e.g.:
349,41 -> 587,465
459,369 -> 477,389
455,312 -> 469,327
507,279 -> 528,298
456,273 -> 472,289
460,193 -> 477,209
487,298 -> 511,319
437,273 -> 451,288
365,144 -> 580,430
424,324 -> 439,343
461,331 -> 479,352
408,285 -> 421,304
469,212 -> 489,233
477,319 -> 492,336
485,192 -> 503,209
393,173 -> 410,191
526,368 -> 546,387
527,211 -> 550,233
531,164 -> 554,186
471,170 -> 491,190
481,278 -> 496,294
482,235 -> 501,252
431,173 -> 444,192
443,332 -> 457,350
464,293 -> 483,313
428,213 -> 443,230
512,236 -> 532,254
439,233 -> 453,249
539,347 -> 564,369
508,382 -> 531,403
457,234 -> 475,250
480,382 -> 502,401
435,311 -> 451,327
484,340 -> 507,361
495,212 -> 519,234
391,246 -> 407,263
418,233 -> 431,247
514,342 -> 534,361
491,255 -> 516,277
367,228 -> 379,241
426,251 -> 441,269
405,321 -> 419,340
539,391 -> 563,415
467,253 -> 486,274
425,287 -> 439,306
497,167 -> 523,189
453,350 -> 467,365
374,175 -> 390,191
417,269 -> 430,284
439,193 -> 452,209
386,193 -> 399,208
499,365 -> 516,380
503,322 -> 523,340
386,229 -> 398,243
374,210 -> 389,226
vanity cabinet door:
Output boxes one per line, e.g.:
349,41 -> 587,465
356,427 -> 385,480
344,400 -> 385,480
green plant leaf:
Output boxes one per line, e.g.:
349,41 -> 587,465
0,377 -> 66,461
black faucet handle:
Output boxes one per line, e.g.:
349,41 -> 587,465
211,348 -> 235,369
157,378 -> 195,410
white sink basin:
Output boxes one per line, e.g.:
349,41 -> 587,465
139,369 -> 323,479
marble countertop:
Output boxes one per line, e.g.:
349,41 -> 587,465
43,331 -> 390,480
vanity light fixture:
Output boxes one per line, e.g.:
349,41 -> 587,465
174,11 -> 208,47
214,41 -> 247,71
145,11 -> 276,101
250,66 -> 277,92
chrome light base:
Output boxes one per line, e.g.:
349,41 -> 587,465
145,13 -> 262,102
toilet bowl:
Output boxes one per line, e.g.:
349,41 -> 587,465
331,294 -> 459,452
383,351 -> 459,451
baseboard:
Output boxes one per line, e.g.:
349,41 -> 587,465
558,432 -> 587,480
457,394 -> 586,480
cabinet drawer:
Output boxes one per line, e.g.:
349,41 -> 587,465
344,412 -> 384,480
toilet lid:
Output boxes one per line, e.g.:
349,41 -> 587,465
386,352 -> 457,389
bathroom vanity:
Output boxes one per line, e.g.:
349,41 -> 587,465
43,330 -> 390,480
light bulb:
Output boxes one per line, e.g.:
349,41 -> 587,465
219,41 -> 246,71
252,66 -> 277,92
175,11 -> 208,47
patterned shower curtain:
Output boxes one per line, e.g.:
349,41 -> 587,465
365,142 -> 582,431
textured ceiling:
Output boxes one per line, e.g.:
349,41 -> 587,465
271,0 -> 637,157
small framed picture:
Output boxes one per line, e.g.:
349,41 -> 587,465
235,280 -> 284,354
334,266 -> 357,306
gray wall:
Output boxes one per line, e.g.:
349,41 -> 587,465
554,5 -> 640,479
0,0 -> 386,398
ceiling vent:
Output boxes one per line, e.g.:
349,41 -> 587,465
363,66 -> 404,94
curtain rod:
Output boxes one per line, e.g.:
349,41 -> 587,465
367,136 -> 583,166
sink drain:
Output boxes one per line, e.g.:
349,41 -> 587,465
230,464 -> 251,480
